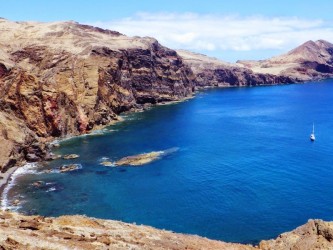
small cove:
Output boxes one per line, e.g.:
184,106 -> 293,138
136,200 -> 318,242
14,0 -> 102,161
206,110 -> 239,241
3,80 -> 333,243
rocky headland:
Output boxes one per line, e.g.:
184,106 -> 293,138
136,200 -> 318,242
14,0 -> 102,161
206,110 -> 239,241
1,18 -> 333,249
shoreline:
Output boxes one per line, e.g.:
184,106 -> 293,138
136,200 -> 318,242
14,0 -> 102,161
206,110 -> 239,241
0,80 -> 322,205
0,79 -> 326,201
0,166 -> 20,204
0,81 -> 333,247
0,94 -> 194,202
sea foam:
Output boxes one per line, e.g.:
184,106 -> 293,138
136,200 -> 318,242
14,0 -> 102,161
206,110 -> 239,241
1,163 -> 38,211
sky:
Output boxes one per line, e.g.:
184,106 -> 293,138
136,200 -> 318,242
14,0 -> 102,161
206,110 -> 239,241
2,0 -> 333,62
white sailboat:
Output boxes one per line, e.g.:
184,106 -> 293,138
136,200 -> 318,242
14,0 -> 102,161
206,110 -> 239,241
310,123 -> 315,141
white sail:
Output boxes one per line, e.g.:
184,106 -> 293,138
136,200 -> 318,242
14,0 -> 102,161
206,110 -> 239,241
310,123 -> 315,141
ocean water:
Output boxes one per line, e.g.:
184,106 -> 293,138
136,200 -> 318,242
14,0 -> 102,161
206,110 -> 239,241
3,80 -> 333,243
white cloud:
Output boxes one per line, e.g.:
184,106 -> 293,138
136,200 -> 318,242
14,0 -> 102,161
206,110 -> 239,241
90,13 -> 333,61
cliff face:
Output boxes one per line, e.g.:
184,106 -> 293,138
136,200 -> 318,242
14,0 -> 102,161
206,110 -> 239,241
177,50 -> 298,88
0,19 -> 194,171
237,40 -> 333,81
0,211 -> 332,250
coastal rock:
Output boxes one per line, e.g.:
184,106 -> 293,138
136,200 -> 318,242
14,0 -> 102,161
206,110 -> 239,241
45,153 -> 61,161
115,151 -> 163,166
59,164 -> 80,173
0,111 -> 40,172
25,153 -> 39,162
62,154 -> 80,160
32,181 -> 45,188
100,161 -> 114,167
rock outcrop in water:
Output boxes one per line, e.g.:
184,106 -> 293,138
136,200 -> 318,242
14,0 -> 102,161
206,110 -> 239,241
0,211 -> 332,250
115,151 -> 163,166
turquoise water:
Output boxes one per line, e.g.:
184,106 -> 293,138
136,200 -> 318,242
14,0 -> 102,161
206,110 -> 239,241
4,80 -> 333,243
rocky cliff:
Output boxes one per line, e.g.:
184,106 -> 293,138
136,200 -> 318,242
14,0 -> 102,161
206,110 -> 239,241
0,211 -> 332,250
177,50 -> 297,88
0,19 -> 194,171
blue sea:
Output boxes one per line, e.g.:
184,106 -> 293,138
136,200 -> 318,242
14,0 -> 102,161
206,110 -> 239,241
2,80 -> 333,243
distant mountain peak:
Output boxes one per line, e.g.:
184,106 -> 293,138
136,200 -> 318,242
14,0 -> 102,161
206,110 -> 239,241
237,39 -> 333,80
283,39 -> 333,64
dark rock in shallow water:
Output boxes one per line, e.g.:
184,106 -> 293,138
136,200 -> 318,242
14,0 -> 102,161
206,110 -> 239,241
32,181 -> 45,188
45,153 -> 61,161
59,164 -> 80,173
